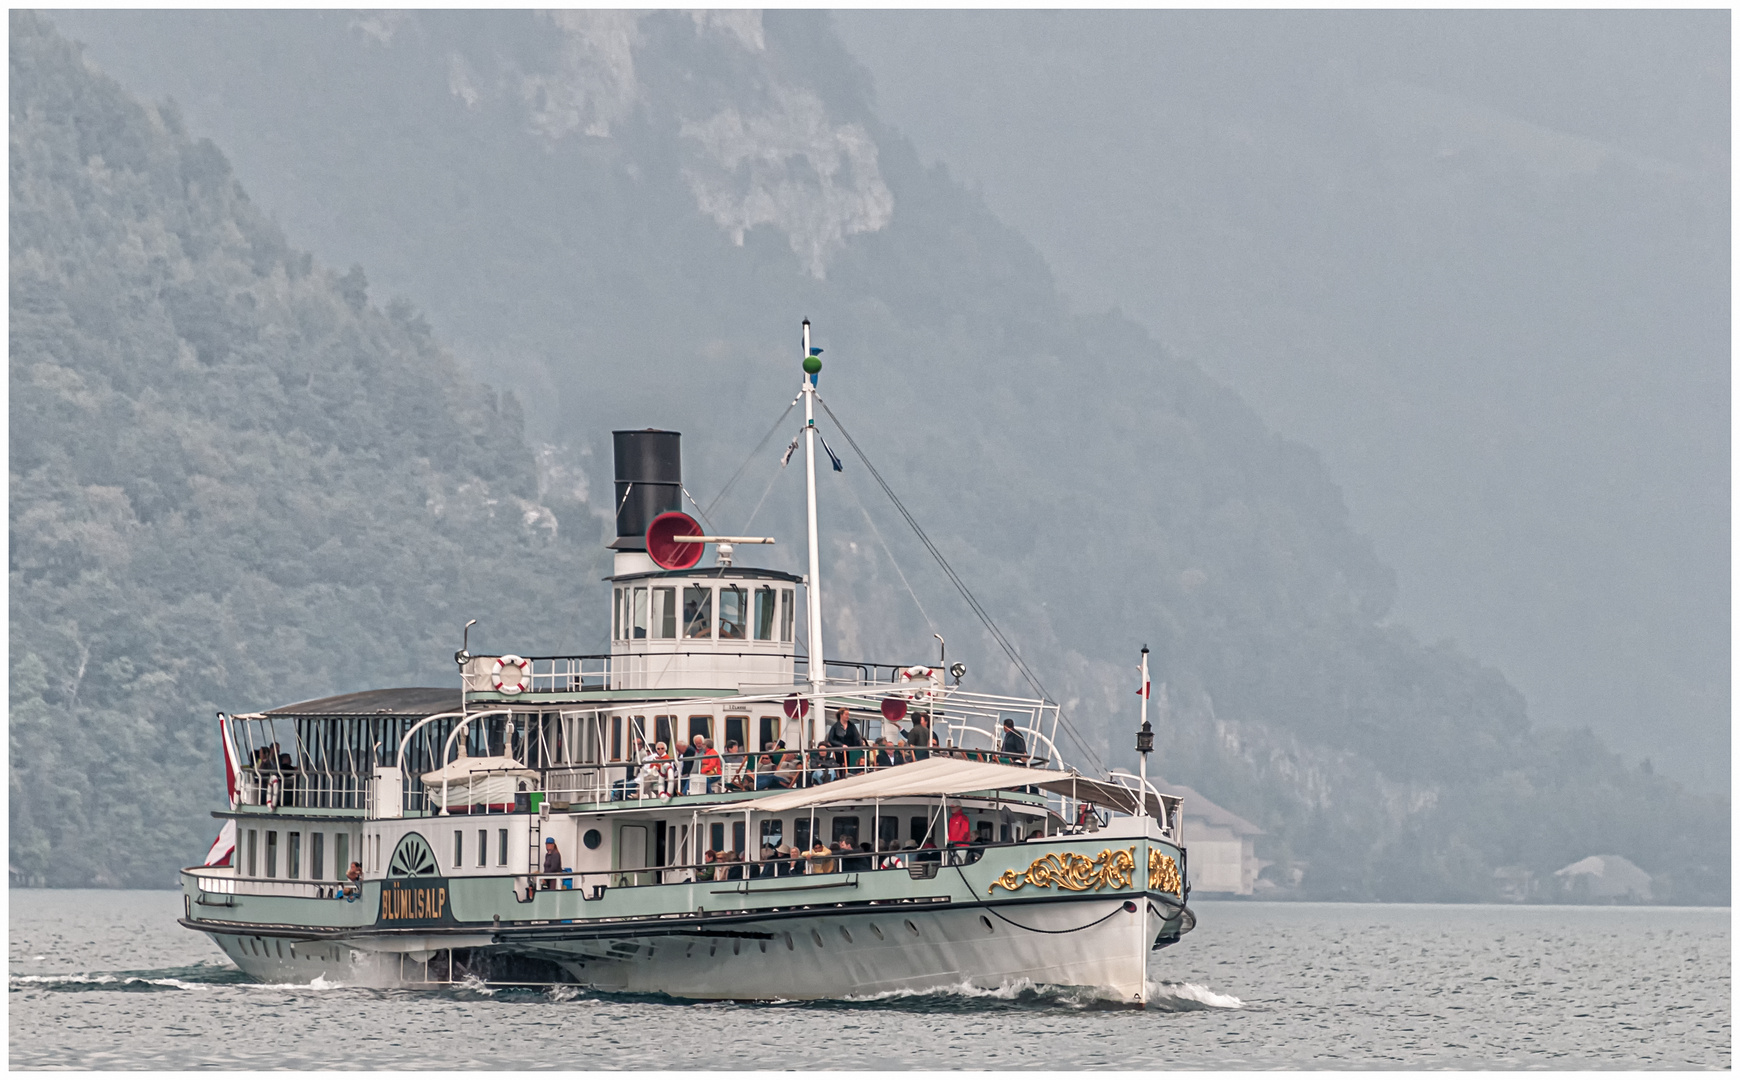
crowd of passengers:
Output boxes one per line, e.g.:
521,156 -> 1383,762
537,805 -> 1000,891
615,708 -> 1031,800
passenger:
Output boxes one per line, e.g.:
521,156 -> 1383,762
698,849 -> 717,882
1000,718 -> 1028,759
723,741 -> 751,791
947,805 -> 971,858
680,733 -> 705,794
724,852 -> 745,881
775,752 -> 801,789
700,737 -> 723,793
909,715 -> 932,760
343,861 -> 362,899
807,842 -> 836,875
541,837 -> 563,890
637,742 -> 664,798
808,748 -> 835,787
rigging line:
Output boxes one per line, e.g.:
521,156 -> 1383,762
704,395 -> 800,521
842,466 -> 936,637
815,395 -> 1106,776
681,485 -> 714,532
740,456 -> 786,531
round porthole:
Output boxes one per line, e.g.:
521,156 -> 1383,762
840,926 -> 853,944
583,829 -> 602,850
904,919 -> 919,936
811,928 -> 825,948
980,914 -> 995,933
869,923 -> 884,940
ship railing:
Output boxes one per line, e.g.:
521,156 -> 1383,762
405,745 -> 1053,814
513,835 -> 1073,898
456,654 -> 936,696
236,766 -> 369,811
185,869 -> 350,900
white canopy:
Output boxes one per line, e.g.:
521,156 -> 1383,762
734,756 -> 1174,817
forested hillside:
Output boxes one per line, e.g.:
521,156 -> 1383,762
12,11 -> 1726,899
9,13 -> 607,885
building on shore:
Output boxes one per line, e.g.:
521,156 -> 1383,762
1554,854 -> 1652,902
1158,781 -> 1264,895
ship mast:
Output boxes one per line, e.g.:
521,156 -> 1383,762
801,320 -> 826,746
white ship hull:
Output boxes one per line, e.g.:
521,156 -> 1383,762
200,894 -> 1167,1003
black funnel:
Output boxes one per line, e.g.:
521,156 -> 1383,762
611,429 -> 682,550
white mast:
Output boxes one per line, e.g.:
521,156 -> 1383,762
801,320 -> 826,747
1137,645 -> 1151,822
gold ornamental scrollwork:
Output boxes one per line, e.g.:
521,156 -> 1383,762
986,847 -> 1137,895
1149,848 -> 1182,894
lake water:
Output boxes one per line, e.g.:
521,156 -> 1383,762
8,890 -> 1729,1069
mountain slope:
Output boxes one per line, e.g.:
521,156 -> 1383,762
9,12 -> 606,885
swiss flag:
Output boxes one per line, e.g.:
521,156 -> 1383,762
202,715 -> 241,867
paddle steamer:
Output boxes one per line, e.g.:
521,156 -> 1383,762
178,324 -> 1196,1004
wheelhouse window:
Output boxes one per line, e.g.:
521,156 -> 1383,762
631,587 -> 648,639
612,588 -> 624,641
246,829 -> 258,877
610,715 -> 624,761
780,589 -> 795,642
265,831 -> 278,878
683,586 -> 712,638
498,828 -> 509,866
334,833 -> 349,880
754,587 -> 777,640
652,587 -> 677,639
310,832 -> 324,881
288,832 -> 302,879
718,586 -> 747,640
478,829 -> 488,868
453,830 -> 464,869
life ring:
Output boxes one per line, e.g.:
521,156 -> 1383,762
898,665 -> 937,703
492,654 -> 530,695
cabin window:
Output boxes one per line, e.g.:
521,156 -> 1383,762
610,716 -> 623,761
682,586 -> 712,638
265,831 -> 278,878
733,821 -> 746,856
453,830 -> 464,869
478,830 -> 488,868
652,587 -> 676,639
334,833 -> 349,880
631,587 -> 648,639
760,819 -> 784,849
910,817 -> 930,845
718,587 -> 747,640
724,715 -> 747,752
976,821 -> 994,844
753,587 -> 777,640
780,589 -> 795,642
612,588 -> 623,641
287,832 -> 302,879
310,832 -> 325,881
758,717 -> 778,752
654,716 -> 674,749
687,715 -> 712,743
246,830 -> 258,877
498,828 -> 509,866
879,816 -> 901,848
831,816 -> 861,844
709,822 -> 726,853
794,818 -> 812,851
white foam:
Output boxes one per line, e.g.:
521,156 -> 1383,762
1146,979 -> 1244,1011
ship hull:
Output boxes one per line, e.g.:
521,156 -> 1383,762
194,892 -> 1177,1002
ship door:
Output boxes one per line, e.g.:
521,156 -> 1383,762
617,824 -> 650,887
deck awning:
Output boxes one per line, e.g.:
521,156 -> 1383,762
734,756 -> 1176,819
